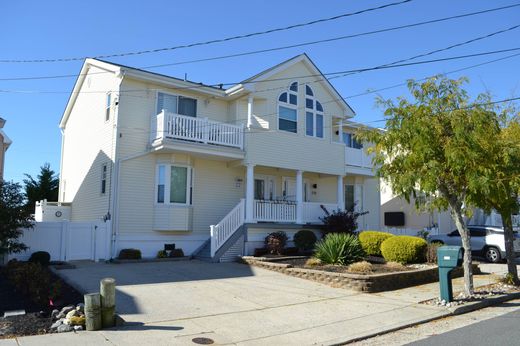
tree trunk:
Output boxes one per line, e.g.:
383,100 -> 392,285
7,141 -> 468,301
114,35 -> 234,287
500,211 -> 519,284
449,204 -> 474,295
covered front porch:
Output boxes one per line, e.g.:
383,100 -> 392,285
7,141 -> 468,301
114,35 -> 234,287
244,164 -> 344,225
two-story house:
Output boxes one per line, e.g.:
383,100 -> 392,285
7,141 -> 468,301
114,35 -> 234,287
0,117 -> 12,180
58,54 -> 380,261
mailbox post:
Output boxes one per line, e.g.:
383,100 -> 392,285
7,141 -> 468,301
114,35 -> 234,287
437,246 -> 463,302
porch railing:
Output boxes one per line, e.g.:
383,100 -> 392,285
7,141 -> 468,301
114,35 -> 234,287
154,111 -> 244,149
253,200 -> 297,222
210,199 -> 245,257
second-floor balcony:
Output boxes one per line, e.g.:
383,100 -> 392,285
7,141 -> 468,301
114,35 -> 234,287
152,111 -> 244,151
345,146 -> 375,176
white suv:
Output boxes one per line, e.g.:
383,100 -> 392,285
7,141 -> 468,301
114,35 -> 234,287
429,226 -> 520,263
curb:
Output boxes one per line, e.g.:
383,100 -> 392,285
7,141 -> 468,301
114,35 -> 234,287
333,291 -> 520,345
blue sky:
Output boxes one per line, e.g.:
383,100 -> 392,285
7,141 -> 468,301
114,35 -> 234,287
1,0 -> 519,184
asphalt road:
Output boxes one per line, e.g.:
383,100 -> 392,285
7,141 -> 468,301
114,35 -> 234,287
407,303 -> 520,345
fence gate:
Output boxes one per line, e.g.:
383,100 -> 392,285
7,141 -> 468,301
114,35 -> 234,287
8,221 -> 111,262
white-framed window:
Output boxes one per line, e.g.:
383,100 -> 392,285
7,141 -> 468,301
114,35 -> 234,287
156,92 -> 197,117
156,164 -> 193,205
342,132 -> 363,149
304,85 -> 324,138
105,93 -> 112,122
101,164 -> 108,195
277,82 -> 299,133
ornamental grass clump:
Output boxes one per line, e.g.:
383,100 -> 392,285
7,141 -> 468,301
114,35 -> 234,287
313,233 -> 364,265
348,261 -> 373,273
358,231 -> 394,256
380,235 -> 427,264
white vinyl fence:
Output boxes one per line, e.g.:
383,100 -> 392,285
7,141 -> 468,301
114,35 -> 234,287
8,221 -> 111,262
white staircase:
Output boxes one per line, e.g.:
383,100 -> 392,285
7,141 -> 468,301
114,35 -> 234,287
210,199 -> 245,260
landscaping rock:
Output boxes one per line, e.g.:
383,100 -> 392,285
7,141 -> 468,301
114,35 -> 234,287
51,309 -> 60,320
57,324 -> 73,333
76,303 -> 85,312
60,305 -> 75,315
73,325 -> 83,331
65,309 -> 78,320
50,319 -> 63,329
69,315 -> 86,326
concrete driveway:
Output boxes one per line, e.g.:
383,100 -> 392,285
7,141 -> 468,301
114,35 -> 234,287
43,260 -> 447,345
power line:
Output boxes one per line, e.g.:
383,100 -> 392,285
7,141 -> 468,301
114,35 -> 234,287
2,46 -> 520,91
0,0 -> 414,63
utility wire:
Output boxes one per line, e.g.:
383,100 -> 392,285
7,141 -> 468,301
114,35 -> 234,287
1,46 -> 520,91
0,0 -> 414,63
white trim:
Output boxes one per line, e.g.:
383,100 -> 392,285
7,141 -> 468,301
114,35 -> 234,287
155,163 -> 193,206
277,82 -> 299,134
105,92 -> 112,122
155,90 -> 198,117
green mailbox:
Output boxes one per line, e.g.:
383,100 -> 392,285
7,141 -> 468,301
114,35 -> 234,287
437,246 -> 463,302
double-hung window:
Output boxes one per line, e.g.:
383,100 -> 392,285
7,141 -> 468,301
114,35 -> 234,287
156,164 -> 193,205
105,93 -> 112,122
304,85 -> 324,138
278,82 -> 299,133
157,92 -> 197,117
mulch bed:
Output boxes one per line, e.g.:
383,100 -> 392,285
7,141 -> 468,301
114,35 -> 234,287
0,266 -> 83,339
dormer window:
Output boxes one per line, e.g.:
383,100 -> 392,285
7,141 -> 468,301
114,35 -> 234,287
278,82 -> 298,133
304,85 -> 324,138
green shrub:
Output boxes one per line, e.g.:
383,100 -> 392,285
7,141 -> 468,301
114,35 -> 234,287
319,204 -> 368,235
157,250 -> 168,258
380,236 -> 427,264
6,261 -> 61,306
359,231 -> 394,256
28,251 -> 51,266
293,230 -> 317,251
314,233 -> 364,265
265,231 -> 288,255
118,248 -> 142,260
171,249 -> 184,257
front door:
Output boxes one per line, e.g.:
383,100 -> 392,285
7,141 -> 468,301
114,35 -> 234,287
254,175 -> 275,200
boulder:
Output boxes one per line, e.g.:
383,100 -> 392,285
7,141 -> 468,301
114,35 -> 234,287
51,309 -> 60,320
65,309 -> 79,320
50,319 -> 63,329
73,325 -> 83,331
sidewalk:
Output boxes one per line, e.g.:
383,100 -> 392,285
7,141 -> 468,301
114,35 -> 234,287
0,261 -> 508,346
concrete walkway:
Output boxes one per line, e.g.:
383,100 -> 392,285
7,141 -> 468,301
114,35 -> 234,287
0,261 -> 505,345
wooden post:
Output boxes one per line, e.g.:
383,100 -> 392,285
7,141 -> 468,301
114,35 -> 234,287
84,293 -> 102,331
100,278 -> 116,328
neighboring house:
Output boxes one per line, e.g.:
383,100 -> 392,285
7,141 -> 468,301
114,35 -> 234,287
0,117 -> 12,180
57,54 -> 380,261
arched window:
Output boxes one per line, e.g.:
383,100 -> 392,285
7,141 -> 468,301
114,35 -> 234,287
278,82 -> 298,133
304,85 -> 324,138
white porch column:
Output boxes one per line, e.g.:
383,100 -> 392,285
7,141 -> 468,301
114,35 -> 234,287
245,163 -> 255,222
337,175 -> 345,210
296,170 -> 303,224
247,95 -> 253,129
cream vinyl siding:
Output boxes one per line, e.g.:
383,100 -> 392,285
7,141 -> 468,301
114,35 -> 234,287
60,66 -> 119,220
245,61 -> 345,175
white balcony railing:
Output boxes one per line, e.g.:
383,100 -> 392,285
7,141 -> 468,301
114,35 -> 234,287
153,111 -> 244,150
345,146 -> 373,168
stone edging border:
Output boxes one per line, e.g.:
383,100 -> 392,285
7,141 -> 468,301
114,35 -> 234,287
241,256 -> 480,293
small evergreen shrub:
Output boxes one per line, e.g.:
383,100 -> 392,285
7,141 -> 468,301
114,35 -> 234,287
118,248 -> 142,260
265,231 -> 288,255
171,249 -> 184,257
29,251 -> 51,266
359,231 -> 394,256
314,233 -> 364,265
157,250 -> 168,258
348,261 -> 373,273
293,230 -> 317,251
380,236 -> 427,264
